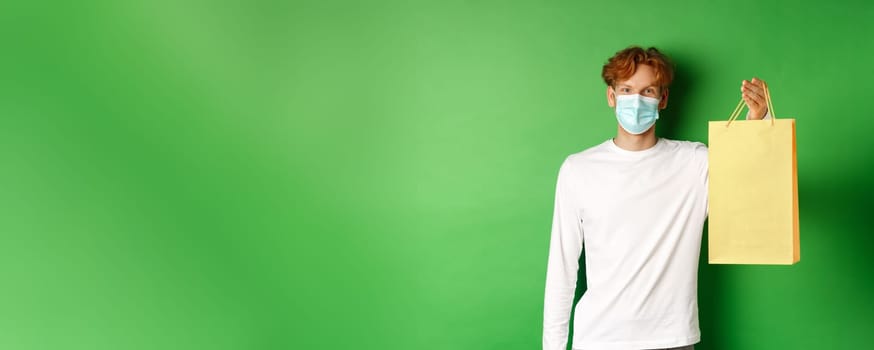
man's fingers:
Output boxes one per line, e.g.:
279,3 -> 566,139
751,77 -> 764,87
750,77 -> 765,88
741,78 -> 768,119
743,93 -> 762,109
742,85 -> 765,104
743,80 -> 765,97
751,77 -> 769,95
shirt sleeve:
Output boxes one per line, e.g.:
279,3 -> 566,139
699,144 -> 710,218
542,158 -> 584,350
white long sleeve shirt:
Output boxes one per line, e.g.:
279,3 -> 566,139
542,109 -> 770,350
542,137 -> 708,350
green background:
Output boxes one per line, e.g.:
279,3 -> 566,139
1,0 -> 872,349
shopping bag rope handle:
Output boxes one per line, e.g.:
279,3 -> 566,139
726,82 -> 776,127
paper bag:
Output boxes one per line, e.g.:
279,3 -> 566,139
708,85 -> 799,265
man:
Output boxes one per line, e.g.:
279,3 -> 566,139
542,46 -> 770,350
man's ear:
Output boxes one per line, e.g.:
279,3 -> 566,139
607,86 -> 616,108
658,88 -> 669,110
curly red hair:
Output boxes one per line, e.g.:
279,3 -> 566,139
601,46 -> 674,90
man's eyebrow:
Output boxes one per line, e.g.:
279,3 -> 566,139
617,83 -> 658,89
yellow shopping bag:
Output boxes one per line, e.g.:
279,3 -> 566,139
708,84 -> 800,265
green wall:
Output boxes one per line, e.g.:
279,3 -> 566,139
1,0 -> 872,349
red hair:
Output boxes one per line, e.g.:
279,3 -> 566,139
601,46 -> 674,90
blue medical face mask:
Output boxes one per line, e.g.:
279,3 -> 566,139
614,93 -> 661,134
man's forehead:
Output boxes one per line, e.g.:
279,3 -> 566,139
616,79 -> 658,88
616,65 -> 660,88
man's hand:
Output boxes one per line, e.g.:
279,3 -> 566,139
741,77 -> 769,120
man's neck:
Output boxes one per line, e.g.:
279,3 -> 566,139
613,127 -> 658,151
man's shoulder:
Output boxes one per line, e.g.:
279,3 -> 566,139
660,138 -> 708,157
659,138 -> 709,169
558,139 -> 612,171
660,137 -> 707,150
